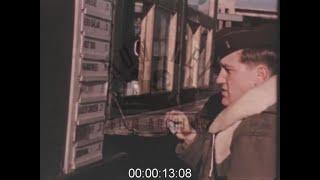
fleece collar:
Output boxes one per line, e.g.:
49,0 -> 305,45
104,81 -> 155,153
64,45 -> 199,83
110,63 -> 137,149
208,75 -> 278,164
209,75 -> 278,134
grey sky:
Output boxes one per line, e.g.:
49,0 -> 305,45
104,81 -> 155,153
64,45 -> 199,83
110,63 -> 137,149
188,0 -> 278,12
236,0 -> 278,11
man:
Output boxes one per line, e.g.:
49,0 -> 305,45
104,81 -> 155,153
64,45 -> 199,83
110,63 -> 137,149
165,25 -> 279,180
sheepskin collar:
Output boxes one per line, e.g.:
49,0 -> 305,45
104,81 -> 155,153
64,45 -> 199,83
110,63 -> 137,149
208,75 -> 278,164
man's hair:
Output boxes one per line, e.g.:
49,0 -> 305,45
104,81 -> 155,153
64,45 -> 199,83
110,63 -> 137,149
240,48 -> 279,75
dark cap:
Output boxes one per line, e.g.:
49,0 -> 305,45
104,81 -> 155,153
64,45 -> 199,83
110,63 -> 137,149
214,25 -> 278,59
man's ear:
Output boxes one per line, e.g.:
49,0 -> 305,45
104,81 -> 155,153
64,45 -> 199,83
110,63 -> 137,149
255,64 -> 271,84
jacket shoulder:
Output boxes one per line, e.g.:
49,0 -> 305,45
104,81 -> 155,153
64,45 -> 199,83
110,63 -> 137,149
234,105 -> 278,138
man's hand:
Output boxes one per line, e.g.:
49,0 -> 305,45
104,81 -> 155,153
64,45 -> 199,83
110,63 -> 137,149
164,110 -> 197,145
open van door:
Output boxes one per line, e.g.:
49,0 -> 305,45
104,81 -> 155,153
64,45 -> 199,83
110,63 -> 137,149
63,0 -> 114,174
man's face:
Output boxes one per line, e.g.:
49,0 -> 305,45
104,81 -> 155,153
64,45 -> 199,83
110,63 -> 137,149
216,50 -> 259,106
